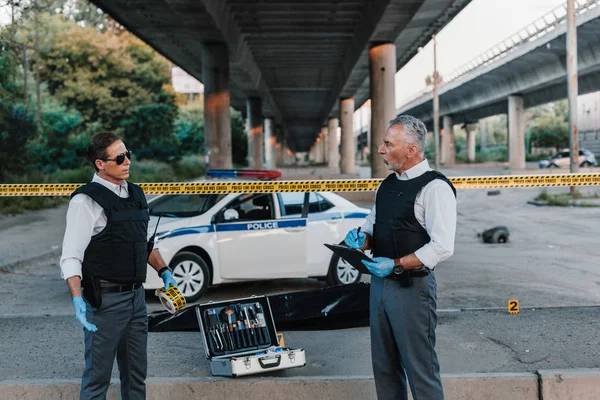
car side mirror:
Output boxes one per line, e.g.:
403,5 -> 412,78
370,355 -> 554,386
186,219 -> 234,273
224,209 -> 239,221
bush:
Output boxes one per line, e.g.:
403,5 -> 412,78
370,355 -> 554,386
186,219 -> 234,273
172,155 -> 206,180
121,103 -> 180,163
26,102 -> 88,171
455,148 -> 507,163
0,158 -> 206,215
526,152 -> 551,162
0,102 -> 37,182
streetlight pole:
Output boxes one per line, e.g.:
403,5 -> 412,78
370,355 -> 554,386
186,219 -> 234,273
567,0 -> 579,195
433,35 -> 440,171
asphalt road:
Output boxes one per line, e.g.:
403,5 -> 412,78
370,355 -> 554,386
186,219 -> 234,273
1,164 -> 600,382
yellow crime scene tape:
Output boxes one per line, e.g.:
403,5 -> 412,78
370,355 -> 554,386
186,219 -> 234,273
155,285 -> 187,314
1,173 -> 600,196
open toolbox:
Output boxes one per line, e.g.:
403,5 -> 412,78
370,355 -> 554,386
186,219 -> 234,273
195,295 -> 306,377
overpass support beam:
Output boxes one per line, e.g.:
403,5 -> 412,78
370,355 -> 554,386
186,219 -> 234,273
320,126 -> 329,165
340,97 -> 355,174
264,117 -> 275,169
508,95 -> 526,170
276,140 -> 284,168
203,44 -> 232,169
369,42 -> 396,178
317,129 -> 326,164
247,97 -> 264,169
467,123 -> 477,163
328,117 -> 339,171
442,116 -> 455,167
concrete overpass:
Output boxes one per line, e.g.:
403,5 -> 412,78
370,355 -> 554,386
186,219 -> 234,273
89,0 -> 469,177
397,0 -> 600,169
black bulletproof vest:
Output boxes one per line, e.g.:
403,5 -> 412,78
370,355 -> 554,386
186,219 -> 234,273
72,181 -> 150,283
373,170 -> 456,260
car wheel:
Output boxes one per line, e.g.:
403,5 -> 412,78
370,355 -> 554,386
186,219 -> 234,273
325,252 -> 362,286
549,163 -> 559,168
580,161 -> 591,167
170,251 -> 210,302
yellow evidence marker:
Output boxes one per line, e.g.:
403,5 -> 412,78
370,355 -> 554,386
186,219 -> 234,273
508,300 -> 519,314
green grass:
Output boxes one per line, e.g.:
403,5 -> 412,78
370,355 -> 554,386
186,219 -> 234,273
0,156 -> 207,215
535,189 -> 600,207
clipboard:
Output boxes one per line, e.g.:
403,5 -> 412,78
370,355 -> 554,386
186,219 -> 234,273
324,243 -> 374,275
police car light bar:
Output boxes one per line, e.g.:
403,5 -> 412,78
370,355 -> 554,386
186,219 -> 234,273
206,169 -> 282,180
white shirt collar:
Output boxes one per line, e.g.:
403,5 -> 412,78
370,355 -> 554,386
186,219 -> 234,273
395,159 -> 431,181
92,173 -> 129,196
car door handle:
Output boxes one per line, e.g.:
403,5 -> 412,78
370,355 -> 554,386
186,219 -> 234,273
325,219 -> 340,224
284,227 -> 305,232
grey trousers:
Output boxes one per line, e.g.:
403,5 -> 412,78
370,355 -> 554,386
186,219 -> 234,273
370,273 -> 443,400
80,286 -> 148,400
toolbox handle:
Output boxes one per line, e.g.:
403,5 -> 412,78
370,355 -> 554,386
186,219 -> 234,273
258,355 -> 281,369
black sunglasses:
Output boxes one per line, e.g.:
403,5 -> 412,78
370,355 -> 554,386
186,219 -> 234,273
104,150 -> 132,165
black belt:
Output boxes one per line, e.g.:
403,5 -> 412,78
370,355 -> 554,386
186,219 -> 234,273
386,268 -> 431,286
406,268 -> 431,278
99,281 -> 143,293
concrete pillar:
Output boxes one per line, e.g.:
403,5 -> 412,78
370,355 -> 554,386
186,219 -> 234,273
246,97 -> 263,169
340,97 -> 355,174
202,44 -> 232,169
276,140 -> 284,167
264,117 -> 276,169
443,116 -> 455,167
466,123 -> 477,163
321,126 -> 329,165
328,117 -> 339,171
480,119 -> 488,151
508,95 -> 526,170
314,132 -> 324,164
369,42 -> 396,178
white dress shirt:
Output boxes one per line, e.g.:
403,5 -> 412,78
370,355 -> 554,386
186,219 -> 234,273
59,174 -> 131,280
361,159 -> 457,269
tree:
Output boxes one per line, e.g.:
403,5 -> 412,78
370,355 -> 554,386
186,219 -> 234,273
38,17 -> 176,132
0,101 -> 37,182
527,100 -> 569,150
0,37 -> 21,103
175,99 -> 204,154
231,108 -> 247,166
120,103 -> 179,162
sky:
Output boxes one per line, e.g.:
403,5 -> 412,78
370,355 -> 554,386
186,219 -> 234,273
395,0 -> 566,107
0,0 -> 567,107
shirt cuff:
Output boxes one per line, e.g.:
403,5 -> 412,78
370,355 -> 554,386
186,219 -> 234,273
414,245 -> 439,269
61,258 -> 83,281
360,224 -> 373,236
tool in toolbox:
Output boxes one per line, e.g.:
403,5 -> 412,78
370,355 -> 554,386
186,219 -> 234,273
195,295 -> 306,377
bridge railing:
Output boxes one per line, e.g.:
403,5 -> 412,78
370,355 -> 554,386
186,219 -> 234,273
398,0 -> 600,109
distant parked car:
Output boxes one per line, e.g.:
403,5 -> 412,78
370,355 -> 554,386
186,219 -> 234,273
538,149 -> 597,168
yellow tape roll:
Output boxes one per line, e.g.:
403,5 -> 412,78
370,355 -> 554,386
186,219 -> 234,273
155,285 -> 186,314
1,173 -> 600,196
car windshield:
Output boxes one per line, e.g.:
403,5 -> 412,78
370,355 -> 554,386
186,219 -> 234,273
149,194 -> 225,217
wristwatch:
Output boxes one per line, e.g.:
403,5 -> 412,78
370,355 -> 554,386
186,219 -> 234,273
158,266 -> 172,277
392,259 -> 404,276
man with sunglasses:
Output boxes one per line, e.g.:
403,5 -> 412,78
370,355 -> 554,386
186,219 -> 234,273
60,132 -> 178,400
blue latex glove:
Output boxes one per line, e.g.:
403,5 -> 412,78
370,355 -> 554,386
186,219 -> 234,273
72,296 -> 98,332
161,270 -> 178,290
344,228 -> 366,249
361,257 -> 395,278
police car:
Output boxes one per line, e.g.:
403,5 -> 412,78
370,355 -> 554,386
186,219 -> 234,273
144,170 -> 370,301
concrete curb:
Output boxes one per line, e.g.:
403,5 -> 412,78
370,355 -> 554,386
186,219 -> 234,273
5,370 -> 597,400
538,369 -> 600,400
0,249 -> 61,273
